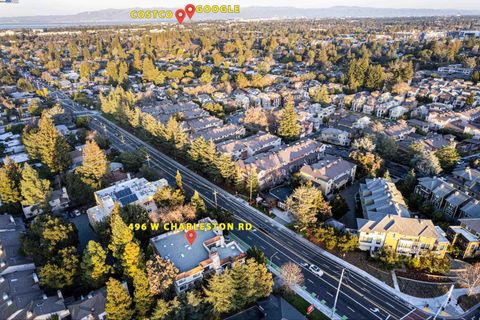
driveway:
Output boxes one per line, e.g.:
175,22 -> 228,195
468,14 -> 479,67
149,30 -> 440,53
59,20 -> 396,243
339,181 -> 360,229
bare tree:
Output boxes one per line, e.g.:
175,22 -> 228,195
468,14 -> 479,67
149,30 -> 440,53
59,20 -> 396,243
458,263 -> 480,296
280,262 -> 304,289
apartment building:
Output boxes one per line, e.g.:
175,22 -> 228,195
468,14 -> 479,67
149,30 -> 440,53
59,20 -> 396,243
358,215 -> 449,258
216,132 -> 282,160
236,139 -> 325,189
447,219 -> 480,259
151,218 -> 246,294
87,177 -> 168,225
299,156 -> 356,195
190,124 -> 246,143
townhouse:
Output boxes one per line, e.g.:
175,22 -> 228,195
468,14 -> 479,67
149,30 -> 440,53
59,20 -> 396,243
190,124 -> 246,144
319,127 -> 351,146
87,177 -> 168,226
216,132 -> 281,160
358,215 -> 449,258
447,219 -> 480,259
236,139 -> 325,189
151,218 -> 246,294
299,155 -> 356,195
384,121 -> 416,141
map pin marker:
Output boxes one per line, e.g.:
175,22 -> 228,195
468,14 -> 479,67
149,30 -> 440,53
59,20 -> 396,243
186,230 -> 197,245
185,4 -> 196,19
175,9 -> 186,24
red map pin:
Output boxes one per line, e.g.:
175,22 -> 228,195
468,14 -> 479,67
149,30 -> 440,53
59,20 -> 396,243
175,9 -> 186,24
185,4 -> 196,19
186,230 -> 197,245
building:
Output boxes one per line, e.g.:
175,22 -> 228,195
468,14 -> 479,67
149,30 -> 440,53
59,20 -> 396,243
67,287 -> 107,320
358,178 -> 411,224
150,218 -> 246,294
236,140 -> 325,189
87,178 -> 168,225
216,132 -> 281,160
190,124 -> 246,143
299,156 -> 356,195
319,128 -> 351,146
447,219 -> 480,259
358,215 -> 449,257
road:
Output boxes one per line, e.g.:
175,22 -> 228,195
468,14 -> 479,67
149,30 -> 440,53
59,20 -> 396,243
33,79 -> 480,320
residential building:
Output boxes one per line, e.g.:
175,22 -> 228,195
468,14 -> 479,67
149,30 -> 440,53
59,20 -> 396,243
67,287 -> 107,320
190,124 -> 246,143
216,132 -> 281,160
48,187 -> 70,213
384,122 -> 416,141
415,177 -> 456,210
236,140 -> 325,189
358,178 -> 411,224
358,215 -> 449,257
451,167 -> 480,200
87,177 -> 168,225
447,219 -> 480,259
319,127 -> 351,146
151,218 -> 246,294
299,156 -> 356,195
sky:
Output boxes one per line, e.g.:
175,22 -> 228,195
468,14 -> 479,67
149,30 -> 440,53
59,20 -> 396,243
1,0 -> 479,17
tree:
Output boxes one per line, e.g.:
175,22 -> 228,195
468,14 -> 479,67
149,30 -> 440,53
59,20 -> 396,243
411,148 -> 442,176
280,262 -> 304,289
80,240 -> 111,288
151,298 -> 180,320
435,144 -> 460,173
75,140 -> 108,189
108,203 -> 134,260
0,156 -> 22,204
349,150 -> 383,177
122,241 -> 142,279
39,246 -> 79,289
106,278 -> 134,320
244,107 -> 268,130
120,204 -> 151,245
286,183 -> 331,228
245,169 -> 259,202
175,170 -> 183,190
398,169 -> 417,197
244,258 -> 272,302
133,270 -> 154,318
337,234 -> 359,252
21,214 -> 78,266
246,246 -> 267,265
458,263 -> 480,296
365,64 -> 385,91
204,269 -> 235,314
330,194 -> 349,219
376,134 -> 398,161
352,136 -> 376,153
20,163 -> 51,208
117,150 -> 145,173
146,254 -> 179,296
191,190 -> 206,214
153,186 -> 185,208
277,97 -> 301,142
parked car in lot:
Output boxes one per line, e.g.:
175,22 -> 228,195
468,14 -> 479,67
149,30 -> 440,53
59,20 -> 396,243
73,209 -> 81,217
309,264 -> 324,277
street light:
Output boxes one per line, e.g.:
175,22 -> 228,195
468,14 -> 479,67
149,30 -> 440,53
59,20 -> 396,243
331,268 -> 345,319
270,251 -> 278,267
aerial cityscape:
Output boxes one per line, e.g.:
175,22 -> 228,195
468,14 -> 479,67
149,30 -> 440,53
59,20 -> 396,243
1,1 -> 480,320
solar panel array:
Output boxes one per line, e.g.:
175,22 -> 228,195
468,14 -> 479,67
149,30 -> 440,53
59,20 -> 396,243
113,187 -> 139,206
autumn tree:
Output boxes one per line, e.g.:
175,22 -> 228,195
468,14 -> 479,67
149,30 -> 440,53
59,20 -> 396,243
286,183 -> 331,228
106,278 -> 134,320
146,254 -> 179,296
133,270 -> 154,318
80,240 -> 111,289
281,262 -> 304,290
153,186 -> 185,208
350,150 -> 383,177
122,242 -> 143,279
277,97 -> 301,142
75,140 -> 108,189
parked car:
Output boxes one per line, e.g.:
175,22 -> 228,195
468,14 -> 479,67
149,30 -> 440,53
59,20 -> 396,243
73,209 -> 81,217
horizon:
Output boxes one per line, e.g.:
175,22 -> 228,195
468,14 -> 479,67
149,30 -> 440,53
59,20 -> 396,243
1,1 -> 480,18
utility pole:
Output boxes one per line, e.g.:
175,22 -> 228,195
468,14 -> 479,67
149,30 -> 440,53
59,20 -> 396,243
331,268 -> 345,319
433,284 -> 454,320
213,189 -> 218,208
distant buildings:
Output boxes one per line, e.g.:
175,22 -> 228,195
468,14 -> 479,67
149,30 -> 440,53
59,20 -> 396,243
319,127 -> 351,146
216,132 -> 281,160
150,218 -> 246,294
236,139 -> 325,189
87,177 -> 168,225
358,215 -> 449,258
299,155 -> 356,195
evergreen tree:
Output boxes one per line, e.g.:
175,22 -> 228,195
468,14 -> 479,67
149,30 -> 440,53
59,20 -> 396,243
20,163 -> 51,207
80,240 -> 111,288
175,170 -> 183,190
245,169 -> 259,202
435,144 -> 460,173
75,140 -> 108,189
245,258 -> 273,302
106,278 -> 134,320
151,298 -> 180,320
231,262 -> 251,310
108,203 -> 134,260
330,194 -> 349,219
277,97 -> 300,142
37,113 -> 71,173
0,156 -> 22,204
204,269 -> 235,314
122,242 -> 142,279
191,190 -> 206,214
286,183 -> 331,227
133,270 -> 154,318
146,254 -> 179,296
39,246 -> 79,290
365,64 -> 385,91
246,246 -> 267,265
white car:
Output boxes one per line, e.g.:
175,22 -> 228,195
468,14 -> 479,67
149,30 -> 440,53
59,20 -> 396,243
309,264 -> 324,277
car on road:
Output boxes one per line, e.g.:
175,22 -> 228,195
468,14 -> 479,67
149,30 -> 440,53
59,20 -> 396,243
309,264 -> 324,277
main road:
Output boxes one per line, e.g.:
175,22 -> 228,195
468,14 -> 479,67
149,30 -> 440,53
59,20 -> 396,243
35,79 -> 477,320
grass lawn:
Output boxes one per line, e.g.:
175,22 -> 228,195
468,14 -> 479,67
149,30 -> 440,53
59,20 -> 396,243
281,291 -> 331,320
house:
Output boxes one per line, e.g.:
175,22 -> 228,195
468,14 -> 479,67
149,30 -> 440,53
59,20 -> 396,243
87,178 -> 168,226
216,132 -> 281,160
299,156 -> 356,195
236,140 -> 325,189
67,287 -> 107,320
49,187 -> 70,213
384,122 -> 416,141
443,190 -> 471,218
388,105 -> 408,120
183,116 -> 223,133
151,218 -> 246,294
447,219 -> 480,259
415,177 -> 456,210
358,215 -> 449,257
358,178 -> 411,224
225,295 -> 304,320
319,127 -> 351,146
451,167 -> 480,200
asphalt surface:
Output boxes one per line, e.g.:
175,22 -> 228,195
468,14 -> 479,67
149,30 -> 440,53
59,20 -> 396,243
32,78 -> 480,320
